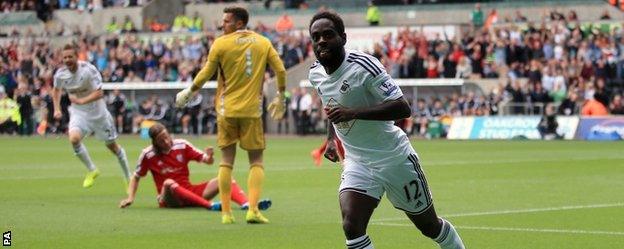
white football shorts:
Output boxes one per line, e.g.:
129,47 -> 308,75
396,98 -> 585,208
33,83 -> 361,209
69,111 -> 118,142
339,153 -> 433,215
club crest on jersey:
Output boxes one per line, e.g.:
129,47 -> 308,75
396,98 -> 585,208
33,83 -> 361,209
176,154 -> 183,163
378,80 -> 398,96
339,80 -> 350,94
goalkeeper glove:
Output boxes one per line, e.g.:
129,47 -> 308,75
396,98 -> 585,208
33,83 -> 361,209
175,88 -> 193,108
267,92 -> 286,120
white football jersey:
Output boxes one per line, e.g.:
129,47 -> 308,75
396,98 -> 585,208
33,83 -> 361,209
309,49 -> 414,167
53,61 -> 109,120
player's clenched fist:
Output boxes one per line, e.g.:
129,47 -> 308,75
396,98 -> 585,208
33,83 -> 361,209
53,110 -> 62,120
203,146 -> 214,164
325,107 -> 356,123
324,140 -> 340,162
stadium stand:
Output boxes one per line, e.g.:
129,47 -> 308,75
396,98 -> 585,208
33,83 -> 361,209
0,0 -> 622,138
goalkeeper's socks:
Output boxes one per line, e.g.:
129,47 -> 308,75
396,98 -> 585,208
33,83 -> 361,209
230,179 -> 248,206
115,147 -> 131,181
73,143 -> 96,171
218,165 -> 233,213
247,164 -> 264,212
434,219 -> 465,249
346,234 -> 374,249
171,184 -> 211,208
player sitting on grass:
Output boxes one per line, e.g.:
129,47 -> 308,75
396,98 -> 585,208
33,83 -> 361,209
119,123 -> 271,211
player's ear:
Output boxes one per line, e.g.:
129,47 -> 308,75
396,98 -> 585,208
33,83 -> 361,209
236,19 -> 244,29
340,33 -> 347,46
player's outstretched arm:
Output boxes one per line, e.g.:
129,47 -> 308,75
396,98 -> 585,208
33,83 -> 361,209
267,46 -> 288,120
119,174 -> 141,208
326,97 -> 411,123
176,59 -> 218,108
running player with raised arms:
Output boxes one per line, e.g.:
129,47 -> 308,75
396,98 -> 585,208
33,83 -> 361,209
308,12 -> 465,249
53,44 -> 131,188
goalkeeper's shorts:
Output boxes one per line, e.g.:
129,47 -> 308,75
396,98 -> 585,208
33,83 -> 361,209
217,116 -> 265,150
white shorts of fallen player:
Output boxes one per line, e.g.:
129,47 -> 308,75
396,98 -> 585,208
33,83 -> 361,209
339,153 -> 433,215
69,112 -> 118,142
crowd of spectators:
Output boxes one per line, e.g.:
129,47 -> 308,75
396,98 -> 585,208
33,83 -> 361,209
369,4 -> 624,135
54,0 -> 150,12
1,2 -> 623,137
0,18 -> 311,135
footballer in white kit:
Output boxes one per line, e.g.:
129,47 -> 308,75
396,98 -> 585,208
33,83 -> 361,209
309,49 -> 433,213
52,44 -> 130,189
308,12 -> 464,249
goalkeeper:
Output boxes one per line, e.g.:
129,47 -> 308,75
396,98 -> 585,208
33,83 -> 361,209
175,6 -> 286,224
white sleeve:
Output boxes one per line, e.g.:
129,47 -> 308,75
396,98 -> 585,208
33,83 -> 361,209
87,64 -> 103,89
365,70 -> 403,102
308,69 -> 319,88
53,70 -> 63,89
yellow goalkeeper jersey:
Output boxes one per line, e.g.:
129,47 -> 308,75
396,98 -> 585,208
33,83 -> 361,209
193,30 -> 286,118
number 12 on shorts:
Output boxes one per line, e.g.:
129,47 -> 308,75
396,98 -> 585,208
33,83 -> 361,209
403,180 -> 424,207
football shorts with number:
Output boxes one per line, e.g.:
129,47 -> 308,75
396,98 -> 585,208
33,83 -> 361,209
54,61 -> 116,141
339,153 -> 433,214
69,111 -> 118,141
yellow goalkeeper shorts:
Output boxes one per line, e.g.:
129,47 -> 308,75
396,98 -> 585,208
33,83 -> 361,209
217,116 -> 265,150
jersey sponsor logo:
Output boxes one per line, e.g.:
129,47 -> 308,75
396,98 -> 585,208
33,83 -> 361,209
176,154 -> 183,163
339,80 -> 351,94
378,80 -> 398,97
160,167 -> 181,175
326,98 -> 356,135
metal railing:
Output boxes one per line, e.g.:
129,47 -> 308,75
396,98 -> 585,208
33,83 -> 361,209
500,102 -> 564,116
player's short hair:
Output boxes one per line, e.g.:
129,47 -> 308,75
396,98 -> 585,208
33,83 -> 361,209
148,123 -> 167,140
309,11 -> 345,35
149,122 -> 168,154
224,6 -> 249,26
62,43 -> 78,55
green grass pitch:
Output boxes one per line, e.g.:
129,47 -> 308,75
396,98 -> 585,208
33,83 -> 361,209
1,136 -> 624,248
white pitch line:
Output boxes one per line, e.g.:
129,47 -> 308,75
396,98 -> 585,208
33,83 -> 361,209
421,155 -> 624,167
373,203 -> 624,222
372,223 -> 624,236
1,154 -> 623,180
